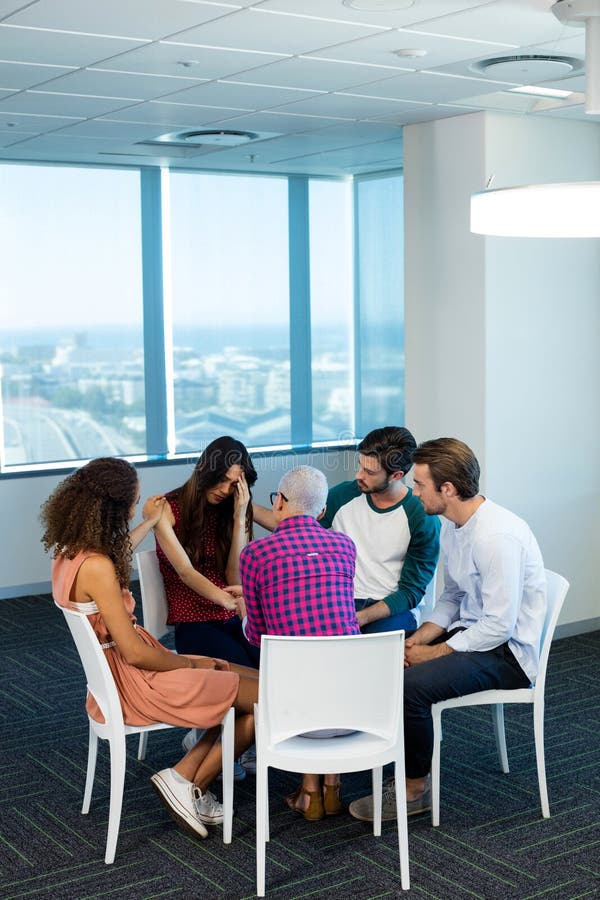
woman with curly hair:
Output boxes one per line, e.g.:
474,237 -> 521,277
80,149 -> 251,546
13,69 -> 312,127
147,436 -> 259,668
41,456 -> 258,839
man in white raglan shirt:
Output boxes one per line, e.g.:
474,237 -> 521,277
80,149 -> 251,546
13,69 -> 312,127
349,437 -> 547,822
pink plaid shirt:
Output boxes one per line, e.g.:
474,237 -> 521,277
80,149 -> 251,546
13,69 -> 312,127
240,515 -> 360,646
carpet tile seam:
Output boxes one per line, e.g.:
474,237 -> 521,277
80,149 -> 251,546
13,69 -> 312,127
517,822 -> 600,851
538,837 -> 600,862
409,832 -> 524,884
34,803 -> 97,848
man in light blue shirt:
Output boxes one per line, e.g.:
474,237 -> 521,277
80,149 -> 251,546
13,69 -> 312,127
349,437 -> 546,823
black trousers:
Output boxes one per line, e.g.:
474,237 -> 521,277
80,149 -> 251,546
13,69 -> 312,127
404,633 -> 530,778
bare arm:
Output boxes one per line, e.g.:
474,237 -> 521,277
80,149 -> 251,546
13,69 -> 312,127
226,472 -> 251,584
129,495 -> 165,551
148,500 -> 237,611
76,555 -> 216,671
252,502 -> 276,532
356,600 -> 390,629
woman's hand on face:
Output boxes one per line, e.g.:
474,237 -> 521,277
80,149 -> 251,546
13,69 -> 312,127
142,495 -> 166,527
233,471 -> 250,520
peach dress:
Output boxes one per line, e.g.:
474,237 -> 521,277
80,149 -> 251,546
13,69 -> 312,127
53,551 -> 239,728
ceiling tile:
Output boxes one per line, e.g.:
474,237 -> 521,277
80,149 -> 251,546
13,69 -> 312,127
106,100 -> 252,127
204,109 -> 354,132
224,55 -> 408,91
172,7 -> 384,55
53,118 -> 184,140
271,90 -> 427,118
367,103 -> 476,126
0,111 -> 84,131
158,79 -> 322,109
0,60 -> 75,90
417,1 -> 570,46
259,0 -> 493,29
347,70 -> 517,104
4,0 -> 236,40
31,68 -> 207,100
0,24 -> 146,67
0,90 -> 141,117
306,27 -> 515,71
99,40 -> 286,81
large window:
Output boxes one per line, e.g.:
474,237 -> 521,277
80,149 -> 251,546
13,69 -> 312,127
168,173 -> 290,452
0,163 -> 403,472
355,173 -> 405,433
309,179 -> 353,443
0,164 -> 144,468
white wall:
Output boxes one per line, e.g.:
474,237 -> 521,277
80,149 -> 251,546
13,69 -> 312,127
405,110 -> 600,630
0,448 -> 353,598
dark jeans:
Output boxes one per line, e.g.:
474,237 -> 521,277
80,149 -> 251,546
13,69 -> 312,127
404,631 -> 530,778
174,617 -> 260,669
355,599 -> 418,636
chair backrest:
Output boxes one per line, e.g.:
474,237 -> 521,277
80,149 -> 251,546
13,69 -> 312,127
258,631 -> 405,746
416,569 -> 437,622
535,568 -> 569,689
57,603 -> 124,727
136,549 -> 171,640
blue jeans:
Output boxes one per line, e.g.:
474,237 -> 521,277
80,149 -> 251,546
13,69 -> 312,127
403,631 -> 530,778
355,599 -> 418,636
174,617 -> 260,669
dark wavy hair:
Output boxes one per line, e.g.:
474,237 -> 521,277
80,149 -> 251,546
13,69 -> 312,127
357,426 -> 417,476
168,436 -> 257,573
40,457 -> 138,587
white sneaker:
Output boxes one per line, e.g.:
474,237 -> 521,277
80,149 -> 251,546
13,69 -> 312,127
239,744 -> 256,775
151,769 -> 208,838
193,787 -> 224,825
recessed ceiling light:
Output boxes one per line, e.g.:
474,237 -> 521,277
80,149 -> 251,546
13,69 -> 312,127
509,85 -> 573,98
342,0 -> 415,11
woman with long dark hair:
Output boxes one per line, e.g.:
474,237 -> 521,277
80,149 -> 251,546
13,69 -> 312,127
42,457 -> 258,838
146,436 -> 259,668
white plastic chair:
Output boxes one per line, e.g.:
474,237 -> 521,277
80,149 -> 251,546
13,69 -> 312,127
57,603 -> 235,863
136,549 -> 171,641
255,632 -> 409,896
430,568 -> 569,825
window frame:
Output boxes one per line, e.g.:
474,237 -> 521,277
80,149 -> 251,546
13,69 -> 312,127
0,160 -> 403,477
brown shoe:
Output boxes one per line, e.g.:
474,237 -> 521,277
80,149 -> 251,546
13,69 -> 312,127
285,785 -> 324,821
323,782 -> 342,816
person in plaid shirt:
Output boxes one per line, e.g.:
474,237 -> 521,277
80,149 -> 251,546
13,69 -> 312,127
239,465 -> 359,821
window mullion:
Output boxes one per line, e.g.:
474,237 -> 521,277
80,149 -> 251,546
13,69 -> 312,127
288,176 -> 312,447
140,167 -> 168,457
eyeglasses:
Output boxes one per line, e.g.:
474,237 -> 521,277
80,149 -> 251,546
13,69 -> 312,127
269,491 -> 288,505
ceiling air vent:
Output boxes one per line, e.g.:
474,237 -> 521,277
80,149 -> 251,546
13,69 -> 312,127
138,129 -> 259,150
470,54 -> 583,82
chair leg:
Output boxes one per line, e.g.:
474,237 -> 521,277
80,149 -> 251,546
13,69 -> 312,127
105,734 -> 127,865
372,766 -> 383,837
137,732 -> 148,761
256,762 -> 268,897
82,723 -> 98,814
492,704 -> 509,773
431,706 -> 442,827
533,699 -> 550,817
221,709 -> 235,844
394,764 -> 410,891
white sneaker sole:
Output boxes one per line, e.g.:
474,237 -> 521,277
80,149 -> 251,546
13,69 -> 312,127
151,773 -> 208,838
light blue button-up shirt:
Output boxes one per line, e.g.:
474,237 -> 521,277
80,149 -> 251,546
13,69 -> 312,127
428,499 -> 546,683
